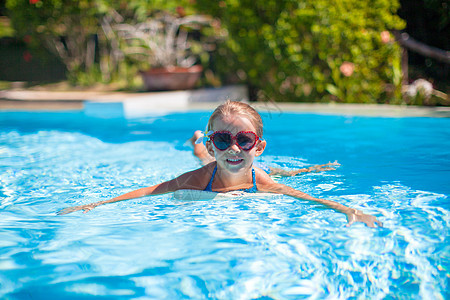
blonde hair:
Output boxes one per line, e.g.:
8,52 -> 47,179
207,100 -> 263,137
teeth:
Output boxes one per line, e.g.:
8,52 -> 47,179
227,159 -> 242,162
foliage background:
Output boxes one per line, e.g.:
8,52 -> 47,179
195,0 -> 405,103
0,0 -> 447,104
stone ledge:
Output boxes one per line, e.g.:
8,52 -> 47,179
252,102 -> 450,118
0,99 -> 84,110
1,86 -> 449,118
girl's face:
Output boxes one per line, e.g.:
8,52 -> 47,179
206,114 -> 266,174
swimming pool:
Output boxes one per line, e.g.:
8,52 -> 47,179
1,110 -> 449,299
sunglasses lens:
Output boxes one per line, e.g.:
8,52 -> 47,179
213,132 -> 231,150
237,132 -> 256,150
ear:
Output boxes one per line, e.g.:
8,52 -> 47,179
205,141 -> 215,157
254,140 -> 266,157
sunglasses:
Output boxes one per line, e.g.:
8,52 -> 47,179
210,131 -> 260,151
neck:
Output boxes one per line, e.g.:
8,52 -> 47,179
214,164 -> 253,191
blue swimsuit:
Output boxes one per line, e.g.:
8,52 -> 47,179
204,165 -> 258,193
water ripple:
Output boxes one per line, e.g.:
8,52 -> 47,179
1,115 -> 449,299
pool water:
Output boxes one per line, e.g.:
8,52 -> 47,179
1,111 -> 449,299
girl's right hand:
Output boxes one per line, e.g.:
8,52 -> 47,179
57,203 -> 97,215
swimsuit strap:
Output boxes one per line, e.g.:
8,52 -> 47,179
241,168 -> 258,193
204,165 -> 217,192
204,165 -> 258,193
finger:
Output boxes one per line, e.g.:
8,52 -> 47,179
56,209 -> 67,215
57,208 -> 73,215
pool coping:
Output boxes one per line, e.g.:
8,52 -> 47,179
1,86 -> 450,118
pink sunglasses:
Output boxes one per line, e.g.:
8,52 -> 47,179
209,131 -> 260,151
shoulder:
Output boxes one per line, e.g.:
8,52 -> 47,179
254,166 -> 293,194
254,165 -> 275,186
169,162 -> 216,190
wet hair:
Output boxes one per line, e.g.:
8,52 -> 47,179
207,100 -> 263,137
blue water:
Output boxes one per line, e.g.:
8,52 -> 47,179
1,111 -> 449,299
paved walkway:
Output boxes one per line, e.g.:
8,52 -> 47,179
1,87 -> 450,118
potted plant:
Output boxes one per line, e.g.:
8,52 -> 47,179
111,11 -> 214,91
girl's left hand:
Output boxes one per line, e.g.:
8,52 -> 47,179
346,209 -> 383,228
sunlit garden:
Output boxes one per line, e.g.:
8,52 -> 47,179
0,0 -> 448,105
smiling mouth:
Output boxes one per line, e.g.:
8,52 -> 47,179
226,158 -> 244,165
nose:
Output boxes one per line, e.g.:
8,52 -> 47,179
227,140 -> 241,153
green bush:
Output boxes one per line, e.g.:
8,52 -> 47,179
6,0 -> 102,84
196,0 -> 405,103
0,17 -> 15,38
4,0 -> 195,86
5,0 -> 406,102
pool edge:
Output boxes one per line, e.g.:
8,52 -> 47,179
1,87 -> 450,118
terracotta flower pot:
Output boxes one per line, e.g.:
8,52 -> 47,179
140,65 -> 203,91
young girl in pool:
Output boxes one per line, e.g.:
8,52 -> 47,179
58,101 -> 382,228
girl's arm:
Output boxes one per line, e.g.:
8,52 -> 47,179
259,182 -> 382,228
57,167 -> 210,215
57,181 -> 172,215
268,161 -> 340,177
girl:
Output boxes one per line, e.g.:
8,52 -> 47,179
58,101 -> 382,228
